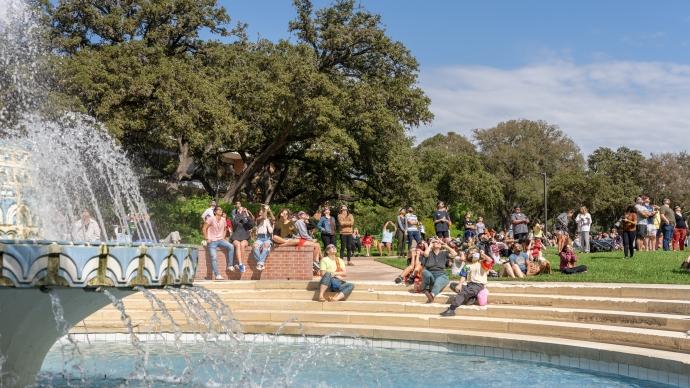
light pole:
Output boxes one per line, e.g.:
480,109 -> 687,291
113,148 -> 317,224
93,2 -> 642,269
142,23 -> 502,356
541,172 -> 548,232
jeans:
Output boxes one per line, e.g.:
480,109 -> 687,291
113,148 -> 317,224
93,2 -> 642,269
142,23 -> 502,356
321,233 -> 336,249
407,230 -> 421,249
340,234 -> 354,261
662,224 -> 674,251
421,269 -> 449,296
579,231 -> 590,253
252,235 -> 273,264
673,228 -> 687,251
450,282 -> 484,308
622,230 -> 635,258
395,229 -> 406,256
208,239 -> 235,276
320,272 -> 354,297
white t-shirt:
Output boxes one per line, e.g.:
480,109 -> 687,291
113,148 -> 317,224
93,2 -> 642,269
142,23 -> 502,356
575,213 -> 592,232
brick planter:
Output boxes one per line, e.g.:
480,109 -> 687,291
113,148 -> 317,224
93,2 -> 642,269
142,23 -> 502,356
195,245 -> 314,280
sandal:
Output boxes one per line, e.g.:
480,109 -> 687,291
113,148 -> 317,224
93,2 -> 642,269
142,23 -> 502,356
318,296 -> 326,302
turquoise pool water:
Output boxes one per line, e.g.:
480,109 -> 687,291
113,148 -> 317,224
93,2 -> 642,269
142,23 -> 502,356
39,340 -> 670,387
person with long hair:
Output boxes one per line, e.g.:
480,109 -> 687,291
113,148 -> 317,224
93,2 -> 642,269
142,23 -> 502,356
252,205 -> 274,272
673,205 -> 687,251
575,206 -> 592,253
229,205 -> 254,273
621,205 -> 638,259
317,244 -> 354,302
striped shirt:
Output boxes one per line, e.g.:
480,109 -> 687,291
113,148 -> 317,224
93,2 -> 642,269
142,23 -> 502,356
405,214 -> 419,232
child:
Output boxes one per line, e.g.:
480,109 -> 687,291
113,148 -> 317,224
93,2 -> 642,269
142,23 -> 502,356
362,233 -> 373,257
441,249 -> 494,316
559,244 -> 587,274
394,240 -> 428,285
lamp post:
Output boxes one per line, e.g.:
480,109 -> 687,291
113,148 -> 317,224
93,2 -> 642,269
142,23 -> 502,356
541,172 -> 548,232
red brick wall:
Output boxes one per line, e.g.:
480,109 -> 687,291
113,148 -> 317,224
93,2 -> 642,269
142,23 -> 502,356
195,245 -> 314,280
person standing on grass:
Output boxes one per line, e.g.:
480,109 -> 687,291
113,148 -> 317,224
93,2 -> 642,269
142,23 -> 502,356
337,205 -> 355,266
205,206 -> 235,280
511,206 -> 530,243
555,209 -> 573,252
433,201 -> 452,238
381,221 -> 396,256
475,217 -> 486,239
634,196 -> 651,252
317,207 -> 337,249
659,198 -> 676,251
621,205 -> 638,259
395,208 -> 407,257
575,206 -> 592,253
673,206 -> 687,251
405,207 -> 421,252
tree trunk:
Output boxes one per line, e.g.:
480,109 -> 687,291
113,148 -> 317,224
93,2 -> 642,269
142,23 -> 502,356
265,163 -> 289,204
223,130 -> 289,202
166,138 -> 195,193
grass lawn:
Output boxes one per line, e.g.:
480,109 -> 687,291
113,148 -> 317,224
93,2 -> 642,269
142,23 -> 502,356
376,249 -> 690,285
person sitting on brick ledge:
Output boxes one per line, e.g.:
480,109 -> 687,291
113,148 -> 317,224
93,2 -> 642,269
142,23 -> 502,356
204,206 -> 235,280
318,244 -> 354,302
253,205 -> 275,272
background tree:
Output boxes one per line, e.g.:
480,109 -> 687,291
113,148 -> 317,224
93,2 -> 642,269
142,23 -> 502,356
474,119 -> 584,227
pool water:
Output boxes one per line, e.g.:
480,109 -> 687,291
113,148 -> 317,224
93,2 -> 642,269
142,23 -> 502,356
38,340 -> 670,387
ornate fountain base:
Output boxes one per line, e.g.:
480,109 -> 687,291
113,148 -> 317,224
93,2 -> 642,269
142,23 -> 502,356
0,288 -> 134,387
0,241 -> 198,387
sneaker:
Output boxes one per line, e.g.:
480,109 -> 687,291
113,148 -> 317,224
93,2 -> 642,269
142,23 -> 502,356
214,274 -> 223,280
257,264 -> 264,271
227,266 -> 236,272
405,275 -> 415,285
238,264 -> 246,273
449,282 -> 459,293
423,290 -> 434,304
347,261 -> 354,266
394,276 -> 403,284
440,308 -> 456,317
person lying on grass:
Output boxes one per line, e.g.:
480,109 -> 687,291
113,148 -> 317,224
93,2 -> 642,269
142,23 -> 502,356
317,244 -> 354,302
681,255 -> 690,272
441,248 -> 494,316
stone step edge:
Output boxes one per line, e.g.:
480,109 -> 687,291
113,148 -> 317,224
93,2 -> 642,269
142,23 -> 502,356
206,289 -> 690,305
239,321 -> 690,378
100,300 -> 690,323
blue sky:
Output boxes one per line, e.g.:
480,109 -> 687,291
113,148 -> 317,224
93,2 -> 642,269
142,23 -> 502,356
220,1 -> 690,154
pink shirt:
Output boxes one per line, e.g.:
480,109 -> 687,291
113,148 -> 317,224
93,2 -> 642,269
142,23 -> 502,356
206,216 -> 227,242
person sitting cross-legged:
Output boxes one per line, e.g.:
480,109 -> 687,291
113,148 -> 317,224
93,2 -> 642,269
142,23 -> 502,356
317,244 -> 354,302
440,249 -> 494,317
420,237 -> 457,303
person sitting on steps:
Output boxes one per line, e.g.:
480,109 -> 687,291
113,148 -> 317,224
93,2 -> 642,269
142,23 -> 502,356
317,244 -> 354,302
441,247 -> 494,316
420,237 -> 457,303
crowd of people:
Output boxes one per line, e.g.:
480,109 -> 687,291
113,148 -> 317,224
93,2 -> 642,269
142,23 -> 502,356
200,195 -> 690,302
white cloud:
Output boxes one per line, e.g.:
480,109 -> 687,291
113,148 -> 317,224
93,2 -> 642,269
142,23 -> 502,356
417,60 -> 690,155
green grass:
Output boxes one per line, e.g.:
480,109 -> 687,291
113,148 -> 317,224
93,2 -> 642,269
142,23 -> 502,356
376,249 -> 690,285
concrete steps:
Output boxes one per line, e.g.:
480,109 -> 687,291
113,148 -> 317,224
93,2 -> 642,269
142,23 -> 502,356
75,280 -> 690,357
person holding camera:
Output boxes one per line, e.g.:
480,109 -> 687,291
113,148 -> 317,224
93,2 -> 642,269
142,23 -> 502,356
420,237 -> 457,303
441,247 -> 494,317
229,206 -> 254,273
253,205 -> 274,272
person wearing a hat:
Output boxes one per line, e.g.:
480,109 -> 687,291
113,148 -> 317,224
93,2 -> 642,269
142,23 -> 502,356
337,205 -> 355,265
317,244 -> 354,302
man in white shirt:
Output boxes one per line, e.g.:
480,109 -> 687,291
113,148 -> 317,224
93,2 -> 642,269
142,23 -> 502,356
71,209 -> 102,241
201,199 -> 217,220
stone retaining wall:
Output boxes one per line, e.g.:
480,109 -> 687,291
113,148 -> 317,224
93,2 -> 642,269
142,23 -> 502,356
195,245 -> 313,280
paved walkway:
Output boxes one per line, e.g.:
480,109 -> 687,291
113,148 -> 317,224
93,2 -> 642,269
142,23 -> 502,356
344,256 -> 402,281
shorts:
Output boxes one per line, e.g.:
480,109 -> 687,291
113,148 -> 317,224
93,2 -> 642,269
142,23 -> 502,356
464,230 -> 476,239
636,224 -> 647,239
647,226 -> 657,237
436,230 -> 449,238
514,233 -> 528,242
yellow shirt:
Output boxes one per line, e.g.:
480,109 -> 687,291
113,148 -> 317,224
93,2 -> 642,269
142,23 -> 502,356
320,256 -> 346,274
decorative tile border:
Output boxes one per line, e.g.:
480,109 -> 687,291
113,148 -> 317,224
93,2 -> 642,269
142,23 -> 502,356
65,333 -> 687,387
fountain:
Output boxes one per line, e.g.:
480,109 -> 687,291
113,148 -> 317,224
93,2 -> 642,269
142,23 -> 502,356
0,0 -> 197,386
